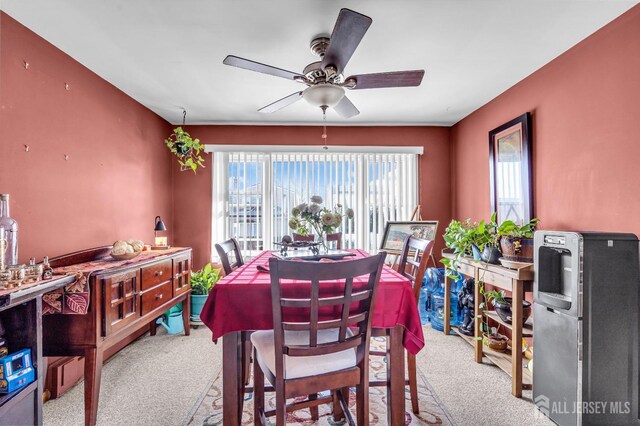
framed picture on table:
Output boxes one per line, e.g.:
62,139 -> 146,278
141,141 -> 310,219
380,221 -> 439,253
489,112 -> 533,225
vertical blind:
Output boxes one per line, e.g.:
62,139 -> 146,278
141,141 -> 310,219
212,150 -> 418,257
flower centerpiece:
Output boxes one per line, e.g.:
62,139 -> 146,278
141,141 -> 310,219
289,195 -> 354,251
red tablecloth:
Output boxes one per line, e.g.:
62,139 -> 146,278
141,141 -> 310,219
200,250 -> 425,355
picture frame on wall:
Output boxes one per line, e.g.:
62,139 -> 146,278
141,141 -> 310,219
489,112 -> 533,225
380,221 -> 439,252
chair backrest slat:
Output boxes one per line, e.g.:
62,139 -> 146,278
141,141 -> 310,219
397,236 -> 435,302
338,277 -> 354,341
269,253 -> 386,377
215,238 -> 244,275
286,335 -> 362,357
309,279 -> 320,347
282,311 -> 368,332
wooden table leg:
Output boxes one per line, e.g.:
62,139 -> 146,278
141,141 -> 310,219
149,318 -> 158,336
511,279 -> 523,397
387,325 -> 405,425
223,332 -> 243,426
182,293 -> 191,336
84,346 -> 103,426
444,275 -> 451,335
474,272 -> 483,363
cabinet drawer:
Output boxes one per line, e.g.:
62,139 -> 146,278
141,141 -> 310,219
141,260 -> 172,291
140,281 -> 172,316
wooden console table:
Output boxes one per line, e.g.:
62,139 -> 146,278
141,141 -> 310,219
42,247 -> 192,426
441,252 -> 533,397
0,275 -> 75,426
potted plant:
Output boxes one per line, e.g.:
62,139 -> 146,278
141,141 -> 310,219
441,216 -> 497,276
496,217 -> 539,262
164,127 -> 206,173
190,263 -> 220,321
483,289 -> 532,326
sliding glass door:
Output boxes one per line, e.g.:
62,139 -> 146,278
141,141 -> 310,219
212,149 -> 418,257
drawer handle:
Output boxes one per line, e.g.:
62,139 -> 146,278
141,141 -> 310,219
155,270 -> 163,277
155,293 -> 163,300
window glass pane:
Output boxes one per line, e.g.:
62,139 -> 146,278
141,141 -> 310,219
218,151 -> 417,257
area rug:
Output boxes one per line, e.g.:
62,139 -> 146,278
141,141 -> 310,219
185,339 -> 456,425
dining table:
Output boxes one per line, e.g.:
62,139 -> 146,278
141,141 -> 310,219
200,249 -> 425,425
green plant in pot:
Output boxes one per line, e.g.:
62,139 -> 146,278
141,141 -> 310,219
483,289 -> 532,327
165,126 -> 206,173
190,263 -> 220,321
441,217 -> 498,277
496,217 -> 539,262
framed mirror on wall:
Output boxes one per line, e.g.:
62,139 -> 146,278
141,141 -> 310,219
489,112 -> 533,225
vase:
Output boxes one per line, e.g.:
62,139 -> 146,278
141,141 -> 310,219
471,244 -> 482,261
499,237 -> 534,262
493,297 -> 532,326
190,294 -> 208,322
316,232 -> 328,253
481,245 -> 503,265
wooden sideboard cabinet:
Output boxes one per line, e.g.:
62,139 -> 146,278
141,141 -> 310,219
42,247 -> 192,426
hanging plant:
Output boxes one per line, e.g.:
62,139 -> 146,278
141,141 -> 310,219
164,110 -> 205,173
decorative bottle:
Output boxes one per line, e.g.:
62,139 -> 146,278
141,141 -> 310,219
42,257 -> 53,280
0,194 -> 18,266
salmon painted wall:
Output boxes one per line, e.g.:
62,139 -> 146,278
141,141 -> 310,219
0,13 -> 174,262
172,125 -> 451,269
451,5 -> 640,236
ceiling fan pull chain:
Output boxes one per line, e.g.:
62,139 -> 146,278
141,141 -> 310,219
321,106 -> 329,150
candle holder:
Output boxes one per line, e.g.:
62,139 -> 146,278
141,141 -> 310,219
151,216 -> 170,250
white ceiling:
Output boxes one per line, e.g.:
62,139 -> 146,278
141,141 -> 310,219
2,0 -> 638,126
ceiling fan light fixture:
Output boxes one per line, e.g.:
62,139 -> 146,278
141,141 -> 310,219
302,84 -> 345,108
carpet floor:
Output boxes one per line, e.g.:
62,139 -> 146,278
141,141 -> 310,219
185,337 -> 456,425
43,325 -> 554,426
43,326 -> 221,426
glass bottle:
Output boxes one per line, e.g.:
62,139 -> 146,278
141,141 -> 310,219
0,194 -> 18,266
42,256 -> 53,280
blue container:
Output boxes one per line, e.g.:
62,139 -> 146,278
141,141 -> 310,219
420,268 -> 446,324
429,273 -> 465,333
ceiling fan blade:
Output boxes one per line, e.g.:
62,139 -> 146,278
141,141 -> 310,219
346,70 -> 425,90
258,92 -> 303,113
321,9 -> 372,75
333,96 -> 360,119
223,55 -> 303,81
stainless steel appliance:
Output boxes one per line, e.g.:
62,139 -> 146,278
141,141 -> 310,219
533,231 -> 639,425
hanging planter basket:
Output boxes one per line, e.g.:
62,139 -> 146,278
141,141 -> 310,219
165,126 -> 205,173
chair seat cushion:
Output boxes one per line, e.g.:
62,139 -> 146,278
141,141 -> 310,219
251,328 -> 357,381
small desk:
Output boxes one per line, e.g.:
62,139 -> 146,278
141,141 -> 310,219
441,252 -> 533,397
201,250 -> 424,425
0,275 -> 75,426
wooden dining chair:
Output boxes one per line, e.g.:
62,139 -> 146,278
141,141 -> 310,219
214,238 -> 244,275
215,238 -> 251,387
371,236 -> 434,414
326,232 -> 343,249
252,253 -> 386,426
292,233 -> 314,242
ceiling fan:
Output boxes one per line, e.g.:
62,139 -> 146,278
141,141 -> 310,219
223,8 -> 425,119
